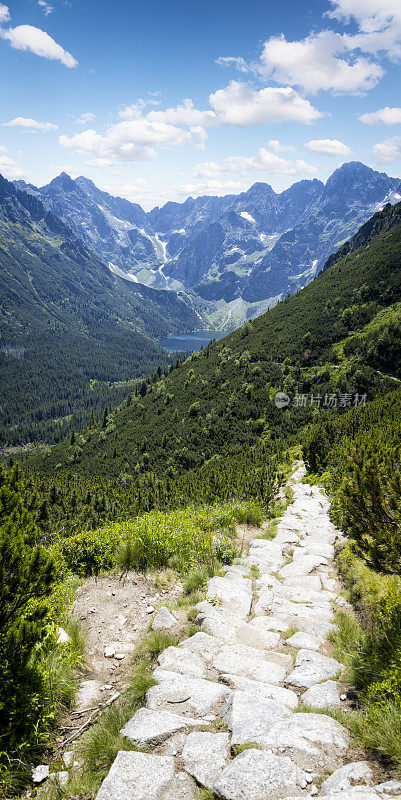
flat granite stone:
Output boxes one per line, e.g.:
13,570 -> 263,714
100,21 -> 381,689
158,646 -> 206,678
286,649 -> 343,688
234,621 -> 281,650
374,780 -> 401,794
179,632 -> 224,662
213,644 -> 287,685
249,615 -> 289,633
223,690 -> 292,746
320,761 -> 374,795
301,680 -> 342,709
151,607 -> 178,631
95,751 -> 175,800
262,712 -> 349,771
120,708 -> 198,746
219,674 -> 298,709
182,731 -> 230,788
213,749 -> 311,800
206,576 -> 252,619
196,606 -> 242,643
148,669 -> 232,716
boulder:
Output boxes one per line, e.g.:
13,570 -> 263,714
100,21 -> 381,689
286,649 -> 343,688
320,761 -> 373,795
262,712 -> 349,771
223,690 -> 292,746
182,731 -> 230,788
214,749 -> 311,800
301,680 -> 342,709
95,751 -> 175,800
213,644 -> 287,685
151,607 -> 178,631
147,669 -> 232,716
158,646 -> 206,678
121,708 -> 198,746
218,675 -> 298,709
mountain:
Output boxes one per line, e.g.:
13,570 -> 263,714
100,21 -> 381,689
34,198 -> 401,479
18,162 -> 400,328
0,173 -> 199,447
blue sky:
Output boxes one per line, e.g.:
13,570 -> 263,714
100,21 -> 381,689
1,0 -> 401,208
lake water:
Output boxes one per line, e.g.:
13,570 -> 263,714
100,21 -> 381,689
159,330 -> 227,352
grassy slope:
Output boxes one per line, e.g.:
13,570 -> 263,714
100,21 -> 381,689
34,202 -> 401,478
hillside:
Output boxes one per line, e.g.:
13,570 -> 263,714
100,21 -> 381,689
34,200 -> 401,479
0,174 -> 199,448
17,163 -> 401,329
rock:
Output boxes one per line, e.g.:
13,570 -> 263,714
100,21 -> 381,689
196,606 -> 242,643
218,675 -> 298,709
262,712 -> 349,771
114,653 -> 125,660
62,751 -> 75,768
95,751 -> 175,799
179,632 -> 224,662
163,771 -> 199,800
104,646 -> 115,658
312,794 -> 381,800
152,607 -> 178,630
213,749 -> 311,800
75,679 -> 102,710
280,554 -> 328,578
234,621 -> 281,650
158,646 -> 206,678
32,765 -> 50,784
223,690 -> 292,746
49,772 -> 69,786
148,669 -> 232,716
249,615 -> 289,633
320,761 -> 373,795
56,626 -> 70,644
182,731 -> 230,788
286,631 -> 322,650
146,605 -> 155,614
286,649 -> 343,688
205,577 -> 252,619
213,644 -> 287,685
302,680 -> 342,708
121,708 -> 198,746
375,780 -> 401,794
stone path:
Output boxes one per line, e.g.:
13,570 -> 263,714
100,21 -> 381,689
95,463 -> 400,800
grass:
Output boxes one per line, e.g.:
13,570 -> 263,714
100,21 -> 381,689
232,742 -> 263,754
184,567 -> 209,595
133,630 -> 179,661
285,625 -> 299,639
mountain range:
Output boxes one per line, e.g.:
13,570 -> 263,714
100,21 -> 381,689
16,161 -> 401,329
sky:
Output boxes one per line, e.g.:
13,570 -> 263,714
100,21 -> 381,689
1,0 -> 401,209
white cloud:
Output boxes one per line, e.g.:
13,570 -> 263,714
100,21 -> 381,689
59,120 -> 207,163
328,0 -> 400,35
359,106 -> 401,124
4,116 -> 58,131
0,22 -> 77,67
193,147 -> 317,180
268,139 -> 294,152
215,56 -> 250,73
373,136 -> 401,163
209,81 -> 322,125
147,99 -> 216,127
38,0 -> 53,16
76,112 -> 95,125
0,147 -> 24,178
305,138 -> 351,157
260,31 -> 383,94
0,3 -> 9,23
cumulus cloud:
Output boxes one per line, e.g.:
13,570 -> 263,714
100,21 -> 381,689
373,136 -> 401,163
260,31 -> 383,94
193,147 -> 317,180
268,139 -> 295,152
305,138 -> 351,157
0,3 -> 9,23
147,99 -> 216,127
258,0 -> 401,95
4,116 -> 58,131
359,106 -> 401,124
209,81 -> 322,125
0,6 -> 77,68
0,147 -> 24,178
59,119 -> 207,163
76,112 -> 95,125
215,56 -> 250,72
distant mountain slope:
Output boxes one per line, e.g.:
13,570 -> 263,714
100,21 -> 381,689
18,162 -> 400,327
35,200 -> 401,478
0,173 -> 199,447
